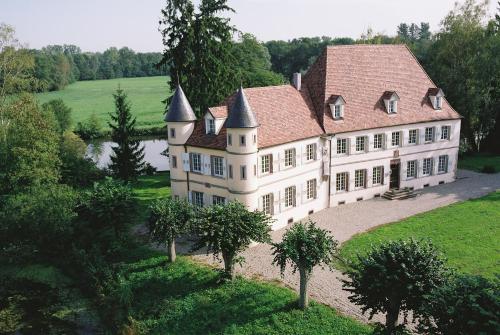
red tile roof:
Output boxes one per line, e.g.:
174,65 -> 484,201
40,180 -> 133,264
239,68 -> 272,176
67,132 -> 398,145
186,44 -> 461,150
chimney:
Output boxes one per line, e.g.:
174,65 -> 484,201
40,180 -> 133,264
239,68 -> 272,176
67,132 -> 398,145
293,72 -> 301,91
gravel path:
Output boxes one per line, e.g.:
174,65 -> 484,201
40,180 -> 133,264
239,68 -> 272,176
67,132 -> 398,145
189,170 -> 500,323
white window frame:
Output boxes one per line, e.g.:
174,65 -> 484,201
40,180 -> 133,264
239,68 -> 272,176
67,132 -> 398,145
306,143 -> 316,161
373,134 -> 384,150
284,148 -> 296,168
336,172 -> 348,192
306,179 -> 317,200
261,154 -> 271,174
207,119 -> 216,134
227,134 -> 232,145
211,156 -> 224,177
190,153 -> 202,173
212,195 -> 226,205
436,96 -> 442,109
389,100 -> 397,114
262,193 -> 273,215
373,166 -> 383,185
391,131 -> 401,147
192,191 -> 204,207
438,155 -> 448,173
354,169 -> 366,189
441,125 -> 450,140
284,186 -> 296,208
425,127 -> 434,143
171,155 -> 177,169
337,138 -> 347,155
407,160 -> 417,179
334,104 -> 342,119
355,136 -> 366,153
408,129 -> 418,144
422,158 -> 433,176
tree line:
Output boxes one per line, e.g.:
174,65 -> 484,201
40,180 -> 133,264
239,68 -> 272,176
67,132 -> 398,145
30,44 -> 164,92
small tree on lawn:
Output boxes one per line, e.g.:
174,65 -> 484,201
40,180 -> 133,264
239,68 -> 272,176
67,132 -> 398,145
271,220 -> 338,309
108,88 -> 145,181
342,238 -> 449,334
191,201 -> 272,280
147,197 -> 193,263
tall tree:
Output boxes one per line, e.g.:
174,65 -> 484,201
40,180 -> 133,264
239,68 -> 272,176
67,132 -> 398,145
343,239 -> 449,334
159,0 -> 236,116
108,88 -> 145,181
272,220 -> 338,309
41,99 -> 72,134
191,201 -> 272,280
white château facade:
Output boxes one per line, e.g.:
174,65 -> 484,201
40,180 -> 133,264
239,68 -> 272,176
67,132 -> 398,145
165,45 -> 461,230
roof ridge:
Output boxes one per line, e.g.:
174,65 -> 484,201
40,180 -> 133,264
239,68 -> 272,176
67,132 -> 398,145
326,44 -> 407,49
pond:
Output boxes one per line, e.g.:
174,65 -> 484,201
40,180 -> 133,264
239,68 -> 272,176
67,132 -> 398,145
86,137 -> 170,171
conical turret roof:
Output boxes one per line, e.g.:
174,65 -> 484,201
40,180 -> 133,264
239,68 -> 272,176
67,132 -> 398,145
225,87 -> 258,128
164,85 -> 196,122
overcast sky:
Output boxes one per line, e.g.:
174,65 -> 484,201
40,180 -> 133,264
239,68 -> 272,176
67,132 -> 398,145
2,0 -> 498,52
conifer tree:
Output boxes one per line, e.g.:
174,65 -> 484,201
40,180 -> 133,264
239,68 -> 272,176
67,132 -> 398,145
108,88 -> 145,181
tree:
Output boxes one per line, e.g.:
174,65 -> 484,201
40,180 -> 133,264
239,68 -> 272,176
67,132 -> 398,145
108,88 -> 145,181
147,197 -> 193,262
272,220 -> 338,309
80,177 -> 136,237
41,99 -> 72,133
75,113 -> 102,140
342,239 -> 449,334
191,201 -> 272,280
418,274 -> 500,334
159,0 -> 236,116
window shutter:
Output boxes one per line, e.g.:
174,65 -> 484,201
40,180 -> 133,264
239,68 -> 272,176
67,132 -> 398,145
182,153 -> 190,171
188,191 -> 192,203
258,195 -> 263,211
332,138 -> 337,155
447,156 -> 452,173
295,148 -> 300,167
315,144 -> 321,160
301,146 -> 306,164
419,128 -> 425,144
222,158 -> 227,178
295,186 -> 300,206
301,182 -> 307,202
402,163 -> 408,180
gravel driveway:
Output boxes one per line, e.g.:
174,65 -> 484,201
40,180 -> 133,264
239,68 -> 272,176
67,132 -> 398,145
190,170 -> 500,323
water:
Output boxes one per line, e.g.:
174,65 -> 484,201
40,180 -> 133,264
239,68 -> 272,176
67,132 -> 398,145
86,137 -> 170,171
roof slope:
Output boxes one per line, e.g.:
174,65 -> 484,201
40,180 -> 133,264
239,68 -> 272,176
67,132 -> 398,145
164,85 -> 196,122
303,45 -> 461,134
225,87 -> 259,128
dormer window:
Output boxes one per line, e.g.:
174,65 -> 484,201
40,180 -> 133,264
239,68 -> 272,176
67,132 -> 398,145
328,95 -> 346,120
382,91 -> 399,114
207,119 -> 215,134
428,88 -> 444,110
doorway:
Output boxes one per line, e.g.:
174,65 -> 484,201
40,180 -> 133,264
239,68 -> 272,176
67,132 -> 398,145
390,161 -> 400,189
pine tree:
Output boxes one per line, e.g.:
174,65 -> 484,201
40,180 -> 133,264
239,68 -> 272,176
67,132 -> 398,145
108,88 -> 145,181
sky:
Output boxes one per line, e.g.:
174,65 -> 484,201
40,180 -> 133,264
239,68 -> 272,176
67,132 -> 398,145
2,0 -> 498,52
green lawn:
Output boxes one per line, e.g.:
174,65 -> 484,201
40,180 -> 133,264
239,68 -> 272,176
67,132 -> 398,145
338,191 -> 500,278
35,76 -> 170,131
458,153 -> 500,173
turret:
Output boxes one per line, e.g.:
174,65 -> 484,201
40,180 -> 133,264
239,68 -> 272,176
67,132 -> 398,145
225,87 -> 259,208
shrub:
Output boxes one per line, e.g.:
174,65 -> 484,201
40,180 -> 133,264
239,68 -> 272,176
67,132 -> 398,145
75,113 -> 102,140
482,164 -> 497,174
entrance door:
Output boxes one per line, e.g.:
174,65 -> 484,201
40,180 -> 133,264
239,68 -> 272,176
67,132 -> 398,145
390,162 -> 400,189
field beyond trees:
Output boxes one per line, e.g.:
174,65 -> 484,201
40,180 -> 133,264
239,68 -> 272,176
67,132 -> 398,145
338,191 -> 500,279
36,76 -> 170,132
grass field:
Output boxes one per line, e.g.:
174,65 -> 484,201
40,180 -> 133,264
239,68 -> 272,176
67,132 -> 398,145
338,191 -> 500,278
458,153 -> 500,173
36,76 -> 170,131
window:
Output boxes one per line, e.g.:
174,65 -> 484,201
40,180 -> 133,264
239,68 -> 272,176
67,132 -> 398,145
373,166 -> 383,185
228,134 -> 232,145
441,126 -> 450,140
373,134 -> 384,149
391,131 -> 401,147
436,96 -> 442,109
337,138 -> 347,154
171,155 -> 177,169
254,165 -> 257,176
169,127 -> 176,138
389,100 -> 396,113
228,165 -> 233,179
334,105 -> 342,119
425,127 -> 434,143
284,186 -> 296,208
407,160 -> 417,178
408,129 -> 418,144
262,193 -> 273,215
253,134 -> 257,144
212,195 -> 225,205
438,155 -> 448,173
261,154 -> 271,174
336,172 -> 348,191
422,158 -> 433,176
240,165 -> 246,180
207,119 -> 215,134
306,179 -> 317,200
355,136 -> 366,152
190,153 -> 202,173
306,143 -> 316,161
192,191 -> 204,207
354,169 -> 366,188
211,156 -> 224,177
284,148 -> 296,167
240,135 -> 246,146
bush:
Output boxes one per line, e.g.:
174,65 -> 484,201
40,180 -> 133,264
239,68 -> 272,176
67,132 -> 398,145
75,113 -> 102,140
482,164 -> 497,174
418,274 -> 500,334
142,162 -> 157,176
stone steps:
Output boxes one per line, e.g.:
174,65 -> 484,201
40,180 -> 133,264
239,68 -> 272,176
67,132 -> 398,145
382,187 -> 417,200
